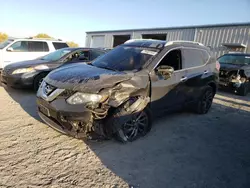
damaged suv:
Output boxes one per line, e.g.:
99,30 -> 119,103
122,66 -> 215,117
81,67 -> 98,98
218,53 -> 250,96
37,39 -> 218,142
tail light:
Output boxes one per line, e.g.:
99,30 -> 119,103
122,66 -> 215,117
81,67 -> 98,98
216,61 -> 220,71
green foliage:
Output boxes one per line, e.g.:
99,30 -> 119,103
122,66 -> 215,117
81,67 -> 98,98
67,41 -> 79,47
34,33 -> 52,38
0,32 -> 8,42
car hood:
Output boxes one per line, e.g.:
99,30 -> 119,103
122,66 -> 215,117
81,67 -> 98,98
44,63 -> 134,93
220,63 -> 248,71
4,59 -> 50,70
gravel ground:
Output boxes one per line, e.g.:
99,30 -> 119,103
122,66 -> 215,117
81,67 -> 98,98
0,85 -> 250,188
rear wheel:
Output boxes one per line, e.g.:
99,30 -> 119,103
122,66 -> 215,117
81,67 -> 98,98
194,86 -> 214,114
33,73 -> 47,91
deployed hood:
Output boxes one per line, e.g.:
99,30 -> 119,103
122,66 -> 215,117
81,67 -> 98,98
45,63 -> 134,93
220,62 -> 247,71
4,59 -> 50,70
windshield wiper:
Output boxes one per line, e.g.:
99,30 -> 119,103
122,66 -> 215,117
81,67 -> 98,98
97,66 -> 117,72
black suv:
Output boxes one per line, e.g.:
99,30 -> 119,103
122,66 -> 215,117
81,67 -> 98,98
37,39 -> 219,142
218,53 -> 250,96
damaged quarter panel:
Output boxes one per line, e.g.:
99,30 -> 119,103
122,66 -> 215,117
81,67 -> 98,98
106,70 -> 150,107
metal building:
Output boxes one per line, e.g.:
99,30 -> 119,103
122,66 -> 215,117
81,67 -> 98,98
85,22 -> 250,57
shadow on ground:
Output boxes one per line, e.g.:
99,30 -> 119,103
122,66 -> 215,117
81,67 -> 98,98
3,86 -> 43,122
3,85 -> 250,188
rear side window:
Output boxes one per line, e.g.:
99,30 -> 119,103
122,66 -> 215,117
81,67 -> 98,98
28,41 -> 49,52
52,42 -> 69,50
91,50 -> 105,60
182,48 -> 209,69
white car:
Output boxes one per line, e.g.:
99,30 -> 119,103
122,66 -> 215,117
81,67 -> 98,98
0,38 -> 68,69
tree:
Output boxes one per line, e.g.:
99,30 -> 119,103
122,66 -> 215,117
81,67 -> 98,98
0,32 -> 8,42
67,41 -> 79,47
34,33 -> 52,38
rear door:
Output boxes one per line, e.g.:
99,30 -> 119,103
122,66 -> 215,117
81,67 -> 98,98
181,48 -> 211,102
150,48 -> 188,111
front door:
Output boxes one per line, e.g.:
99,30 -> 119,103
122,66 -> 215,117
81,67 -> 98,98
150,49 -> 188,112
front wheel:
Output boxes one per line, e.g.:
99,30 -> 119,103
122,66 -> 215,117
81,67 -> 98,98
33,73 -> 47,91
194,86 -> 214,114
106,106 -> 152,143
237,83 -> 249,96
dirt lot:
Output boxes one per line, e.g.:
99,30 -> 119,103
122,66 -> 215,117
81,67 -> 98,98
0,85 -> 250,188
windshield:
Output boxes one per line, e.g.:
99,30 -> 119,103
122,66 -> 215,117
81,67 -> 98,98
92,45 -> 159,72
0,39 -> 14,49
41,48 -> 73,61
218,54 -> 250,65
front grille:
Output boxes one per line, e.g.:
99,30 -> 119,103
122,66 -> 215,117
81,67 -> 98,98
43,82 -> 57,96
59,90 -> 75,98
2,68 -> 12,75
219,70 -> 229,78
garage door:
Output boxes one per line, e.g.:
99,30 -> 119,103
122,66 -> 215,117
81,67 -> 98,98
90,35 -> 105,48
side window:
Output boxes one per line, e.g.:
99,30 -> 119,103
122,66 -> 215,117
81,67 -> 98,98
156,49 -> 182,71
28,41 -> 49,52
67,51 -> 90,62
79,51 -> 90,61
10,41 -> 28,52
52,42 -> 69,50
182,49 -> 208,69
91,50 -> 105,60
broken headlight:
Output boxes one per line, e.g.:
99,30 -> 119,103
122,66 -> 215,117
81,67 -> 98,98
66,92 -> 107,105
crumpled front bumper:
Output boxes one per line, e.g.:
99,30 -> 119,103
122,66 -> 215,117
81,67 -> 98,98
37,97 -> 93,138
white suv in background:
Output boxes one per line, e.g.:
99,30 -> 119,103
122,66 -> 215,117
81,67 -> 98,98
0,38 -> 69,69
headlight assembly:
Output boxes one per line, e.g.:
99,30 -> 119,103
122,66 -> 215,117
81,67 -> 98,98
12,67 -> 35,74
66,92 -> 108,105
34,65 -> 49,70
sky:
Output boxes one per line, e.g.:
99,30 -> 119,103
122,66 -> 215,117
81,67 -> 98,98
1,0 -> 250,46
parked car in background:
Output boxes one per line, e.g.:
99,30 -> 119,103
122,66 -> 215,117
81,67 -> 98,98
1,48 -> 107,91
37,39 -> 218,143
0,37 -> 68,70
218,53 -> 250,96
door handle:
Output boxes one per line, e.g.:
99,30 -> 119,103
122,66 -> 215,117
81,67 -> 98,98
180,77 -> 187,82
204,70 -> 209,74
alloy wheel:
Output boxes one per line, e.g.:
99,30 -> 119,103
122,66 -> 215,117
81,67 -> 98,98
201,90 -> 213,113
122,111 -> 149,141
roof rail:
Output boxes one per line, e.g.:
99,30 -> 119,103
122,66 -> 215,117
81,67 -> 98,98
26,37 -> 63,41
165,40 -> 204,46
124,39 -> 163,44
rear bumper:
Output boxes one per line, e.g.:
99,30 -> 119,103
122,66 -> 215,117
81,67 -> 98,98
37,97 -> 93,138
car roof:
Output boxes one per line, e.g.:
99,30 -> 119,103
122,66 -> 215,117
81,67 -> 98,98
9,38 -> 66,43
62,47 -> 107,51
124,39 -> 207,50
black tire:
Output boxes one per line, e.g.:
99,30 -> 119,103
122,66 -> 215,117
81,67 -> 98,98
33,73 -> 47,91
106,104 -> 152,143
237,83 -> 249,96
194,86 -> 214,114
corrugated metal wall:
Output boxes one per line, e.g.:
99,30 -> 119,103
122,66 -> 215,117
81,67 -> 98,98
194,26 -> 250,57
86,29 -> 195,49
86,25 -> 250,57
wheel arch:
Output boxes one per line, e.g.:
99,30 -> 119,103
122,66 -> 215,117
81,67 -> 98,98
207,81 -> 217,96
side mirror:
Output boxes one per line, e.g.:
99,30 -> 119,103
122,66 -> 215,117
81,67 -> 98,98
6,47 -> 13,52
156,65 -> 174,79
